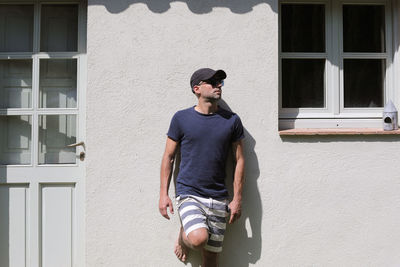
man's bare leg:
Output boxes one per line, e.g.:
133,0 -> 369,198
202,249 -> 219,267
174,227 -> 188,262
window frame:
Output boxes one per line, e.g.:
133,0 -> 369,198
279,0 -> 396,129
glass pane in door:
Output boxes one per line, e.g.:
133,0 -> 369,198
39,59 -> 77,108
0,60 -> 32,109
0,115 -> 32,165
0,5 -> 34,52
40,4 -> 78,52
38,115 -> 77,164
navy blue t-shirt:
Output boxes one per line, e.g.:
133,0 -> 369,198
167,106 -> 244,199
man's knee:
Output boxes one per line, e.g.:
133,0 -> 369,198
187,228 -> 209,249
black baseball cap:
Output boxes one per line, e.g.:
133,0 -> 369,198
190,68 -> 227,92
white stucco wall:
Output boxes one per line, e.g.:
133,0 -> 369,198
86,1 -> 400,266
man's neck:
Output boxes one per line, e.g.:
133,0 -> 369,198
195,100 -> 219,115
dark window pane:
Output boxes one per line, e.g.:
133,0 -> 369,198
282,59 -> 325,108
343,5 -> 385,52
0,5 -> 34,52
344,59 -> 385,107
40,5 -> 78,52
281,4 -> 325,52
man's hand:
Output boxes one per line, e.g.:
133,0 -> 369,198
159,194 -> 174,220
228,199 -> 242,224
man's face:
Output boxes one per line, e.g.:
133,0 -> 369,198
196,79 -> 224,101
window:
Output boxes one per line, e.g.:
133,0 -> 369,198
0,2 -> 85,165
279,0 -> 395,129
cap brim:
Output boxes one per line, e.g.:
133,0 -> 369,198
211,70 -> 227,80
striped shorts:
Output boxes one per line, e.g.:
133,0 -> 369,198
176,195 -> 229,253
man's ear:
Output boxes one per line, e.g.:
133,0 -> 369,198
193,85 -> 200,95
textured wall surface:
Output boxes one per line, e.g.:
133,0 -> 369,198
86,1 -> 400,266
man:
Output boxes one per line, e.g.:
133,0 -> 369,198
159,68 -> 245,266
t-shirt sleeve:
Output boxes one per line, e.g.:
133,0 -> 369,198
167,113 -> 183,142
232,115 -> 245,143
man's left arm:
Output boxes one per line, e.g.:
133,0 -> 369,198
228,139 -> 245,224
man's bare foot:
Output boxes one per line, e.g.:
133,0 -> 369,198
174,227 -> 188,262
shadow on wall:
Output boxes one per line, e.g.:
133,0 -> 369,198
88,0 -> 278,14
220,100 -> 262,267
171,100 -> 262,267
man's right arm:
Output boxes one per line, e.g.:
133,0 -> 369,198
159,137 -> 178,220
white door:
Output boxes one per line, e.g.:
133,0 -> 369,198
0,2 -> 86,267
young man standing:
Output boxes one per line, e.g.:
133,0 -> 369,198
159,68 -> 245,266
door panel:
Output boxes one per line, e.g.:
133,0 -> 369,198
41,185 -> 74,267
0,184 -> 29,267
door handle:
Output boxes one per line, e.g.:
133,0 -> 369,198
67,141 -> 86,151
67,141 -> 86,161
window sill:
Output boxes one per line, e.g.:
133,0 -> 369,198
279,128 -> 400,136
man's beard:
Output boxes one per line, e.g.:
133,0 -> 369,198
206,94 -> 221,102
